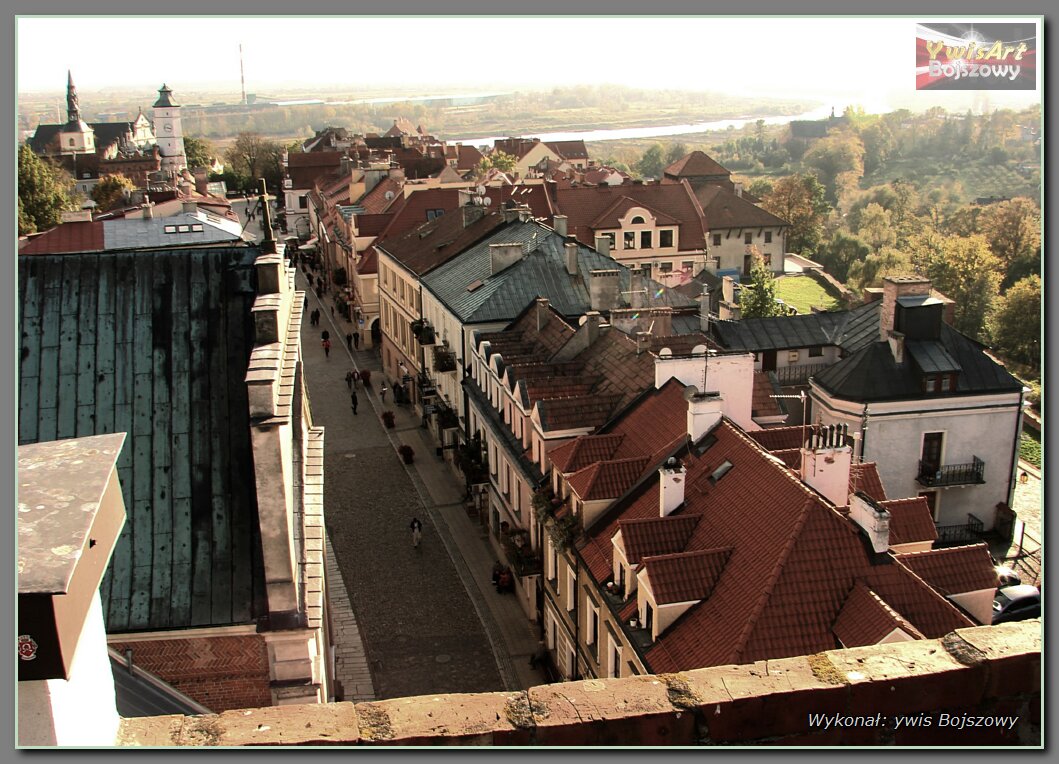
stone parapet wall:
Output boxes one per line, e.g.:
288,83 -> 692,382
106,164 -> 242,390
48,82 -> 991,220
118,620 -> 1040,747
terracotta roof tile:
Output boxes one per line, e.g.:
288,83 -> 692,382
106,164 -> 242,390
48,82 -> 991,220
769,448 -> 802,470
537,393 -> 623,432
695,185 -> 789,230
850,462 -> 887,502
550,434 -> 625,474
357,177 -> 404,214
894,544 -> 999,595
663,151 -> 732,179
880,497 -> 938,546
569,456 -> 652,501
643,548 -> 732,605
832,582 -> 926,647
751,371 -> 785,418
746,425 -> 807,451
19,221 -> 106,254
619,515 -> 700,564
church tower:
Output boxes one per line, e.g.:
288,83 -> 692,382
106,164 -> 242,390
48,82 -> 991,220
152,83 -> 187,177
60,71 -> 95,155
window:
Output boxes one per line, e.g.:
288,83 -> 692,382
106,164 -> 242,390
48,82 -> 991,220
744,232 -> 753,245
640,263 -> 651,276
643,601 -> 654,632
660,230 -> 674,248
299,196 -> 308,209
925,376 -> 938,393
604,232 -> 615,249
546,538 -> 557,583
69,138 -> 74,146
681,260 -> 695,272
940,375 -> 952,392
177,225 -> 190,233
426,208 -> 445,221
191,224 -> 203,232
712,233 -> 722,247
164,225 -> 177,233
809,346 -> 824,357
608,636 -> 622,678
624,231 -> 636,250
919,491 -> 939,521
764,231 -> 773,244
566,569 -> 576,611
585,599 -> 599,648
659,262 -> 673,273
630,215 -> 645,224
640,231 -> 652,249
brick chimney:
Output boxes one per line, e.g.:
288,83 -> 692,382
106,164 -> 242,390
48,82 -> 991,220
800,423 -> 853,507
685,387 -> 724,441
553,214 -> 568,237
659,457 -> 686,517
565,242 -> 579,276
879,276 -> 931,341
490,242 -> 524,275
461,204 -> 486,228
589,269 -> 621,311
848,491 -> 891,553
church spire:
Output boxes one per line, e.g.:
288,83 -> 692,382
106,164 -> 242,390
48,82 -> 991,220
66,70 -> 81,124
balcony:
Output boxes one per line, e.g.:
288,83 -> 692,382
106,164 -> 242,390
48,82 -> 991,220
433,347 -> 457,373
502,528 -> 542,577
917,456 -> 985,487
934,513 -> 985,547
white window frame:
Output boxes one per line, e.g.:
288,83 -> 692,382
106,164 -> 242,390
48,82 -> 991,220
607,635 -> 622,678
566,568 -> 576,611
585,598 -> 600,646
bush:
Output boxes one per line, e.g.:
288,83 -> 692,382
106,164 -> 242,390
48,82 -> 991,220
397,444 -> 415,464
382,411 -> 395,428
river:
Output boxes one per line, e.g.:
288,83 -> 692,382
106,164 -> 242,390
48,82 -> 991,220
446,102 -> 880,147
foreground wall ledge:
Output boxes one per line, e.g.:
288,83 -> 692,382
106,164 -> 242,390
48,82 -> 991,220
116,621 -> 1041,747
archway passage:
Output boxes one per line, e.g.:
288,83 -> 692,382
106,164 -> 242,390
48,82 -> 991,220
370,318 -> 381,348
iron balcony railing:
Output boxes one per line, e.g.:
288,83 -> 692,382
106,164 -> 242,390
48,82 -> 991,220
934,513 -> 985,547
917,456 -> 986,487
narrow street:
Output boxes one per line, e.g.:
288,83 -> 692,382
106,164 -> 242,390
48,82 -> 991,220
294,264 -> 548,700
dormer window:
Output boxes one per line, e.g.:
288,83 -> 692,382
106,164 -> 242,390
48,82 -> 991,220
630,215 -> 645,225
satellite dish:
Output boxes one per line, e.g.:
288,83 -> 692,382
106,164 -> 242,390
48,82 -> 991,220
692,344 -> 708,356
482,196 -> 492,206
659,348 -> 673,358
384,190 -> 395,200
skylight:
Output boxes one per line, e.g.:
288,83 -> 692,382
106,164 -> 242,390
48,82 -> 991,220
708,460 -> 733,485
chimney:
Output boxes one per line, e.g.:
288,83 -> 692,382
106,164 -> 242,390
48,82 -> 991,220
182,200 -> 197,214
142,202 -> 153,220
501,205 -> 521,223
799,423 -> 853,507
635,331 -> 651,355
60,210 -> 93,223
888,331 -> 905,364
584,310 -> 601,345
594,233 -> 611,259
658,457 -> 686,517
879,275 -> 931,341
461,204 -> 486,228
589,269 -> 621,311
699,285 -> 710,332
734,182 -> 743,197
848,492 -> 891,553
685,386 -> 724,441
553,214 -> 568,237
645,307 -> 673,337
565,242 -> 579,276
629,269 -> 646,309
536,297 -> 551,331
489,242 -> 524,275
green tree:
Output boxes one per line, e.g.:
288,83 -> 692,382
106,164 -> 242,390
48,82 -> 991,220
746,178 -> 774,199
978,197 -> 1041,273
856,203 -> 896,254
665,142 -> 687,165
475,150 -> 518,177
845,247 -> 915,293
914,233 -> 1002,340
91,174 -> 136,212
183,136 -> 215,170
18,145 -> 76,235
761,173 -> 831,255
819,230 -> 870,283
223,132 -> 284,192
803,131 -> 865,204
739,249 -> 784,318
636,143 -> 666,179
988,275 -> 1041,371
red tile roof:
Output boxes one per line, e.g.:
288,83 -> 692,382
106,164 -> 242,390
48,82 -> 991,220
769,448 -> 802,471
286,151 -> 344,189
358,177 -> 404,214
751,371 -> 785,418
880,497 -> 938,546
550,434 -> 625,474
356,246 -> 378,275
537,394 -> 623,432
590,196 -> 679,230
551,181 -> 708,252
694,185 -> 789,230
568,456 -> 652,501
894,544 -> 999,595
619,515 -> 701,564
19,221 -> 105,254
546,140 -> 589,161
850,462 -> 887,502
663,151 -> 731,179
377,208 -> 508,276
746,425 -> 807,451
643,548 -> 732,605
832,582 -> 926,647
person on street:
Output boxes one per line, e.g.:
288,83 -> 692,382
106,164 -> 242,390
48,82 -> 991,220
350,390 -> 359,415
345,370 -> 354,389
321,329 -> 330,342
380,386 -> 388,402
410,517 -> 423,548
346,333 -> 353,352
351,369 -> 360,387
492,561 -> 503,588
322,338 -> 331,358
529,641 -> 548,669
353,330 -> 361,349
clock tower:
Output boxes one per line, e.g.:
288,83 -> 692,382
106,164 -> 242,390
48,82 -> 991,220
152,83 -> 187,177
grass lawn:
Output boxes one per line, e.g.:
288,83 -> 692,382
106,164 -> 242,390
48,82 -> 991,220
1019,431 -> 1041,469
774,275 -> 843,315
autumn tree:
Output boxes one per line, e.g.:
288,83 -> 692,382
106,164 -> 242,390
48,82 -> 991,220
856,203 -> 896,254
18,144 -> 76,235
475,150 -> 517,177
636,143 -> 666,179
978,197 -> 1041,286
91,174 -> 136,212
845,247 -> 915,293
988,275 -> 1041,371
802,130 -> 865,204
223,132 -> 284,192
760,173 -> 830,255
739,249 -> 784,318
914,232 -> 1002,340
183,136 -> 215,170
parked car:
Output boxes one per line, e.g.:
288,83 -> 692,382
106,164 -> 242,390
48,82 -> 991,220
992,584 -> 1041,624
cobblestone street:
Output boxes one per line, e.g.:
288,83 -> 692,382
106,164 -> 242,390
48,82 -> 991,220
295,267 -> 546,700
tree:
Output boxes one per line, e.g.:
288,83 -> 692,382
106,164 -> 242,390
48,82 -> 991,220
183,136 -> 215,170
223,132 -> 284,192
746,178 -> 774,199
819,230 -> 870,283
845,247 -> 915,293
856,203 -> 896,254
914,233 -> 1002,340
803,131 -> 865,204
739,249 -> 785,318
665,142 -> 687,165
988,275 -> 1041,371
91,174 -> 136,212
475,150 -> 517,177
761,173 -> 831,255
18,145 -> 76,235
636,143 -> 666,179
978,197 -> 1041,273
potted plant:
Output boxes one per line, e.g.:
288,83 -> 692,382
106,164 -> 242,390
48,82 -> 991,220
397,444 -> 415,464
360,369 -> 372,386
382,411 -> 395,429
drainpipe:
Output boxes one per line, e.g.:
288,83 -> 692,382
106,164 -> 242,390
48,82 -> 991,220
859,404 -> 870,461
1006,388 -> 1027,506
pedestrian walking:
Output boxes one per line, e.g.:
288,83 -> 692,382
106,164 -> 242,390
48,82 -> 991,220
410,517 -> 423,548
321,330 -> 330,342
353,330 -> 361,349
303,296 -> 309,310
331,305 -> 335,318
528,641 -> 548,669
345,370 -> 354,389
346,333 -> 353,352
322,338 -> 331,358
350,390 -> 359,415
351,369 -> 360,388
380,386 -> 388,402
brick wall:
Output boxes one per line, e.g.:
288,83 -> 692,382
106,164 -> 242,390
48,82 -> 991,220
118,621 -> 1040,747
110,634 -> 272,713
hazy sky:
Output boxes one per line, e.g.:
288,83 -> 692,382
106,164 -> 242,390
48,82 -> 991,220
17,15 -> 1041,111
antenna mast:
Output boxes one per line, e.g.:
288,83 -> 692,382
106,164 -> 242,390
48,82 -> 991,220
239,43 -> 247,106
